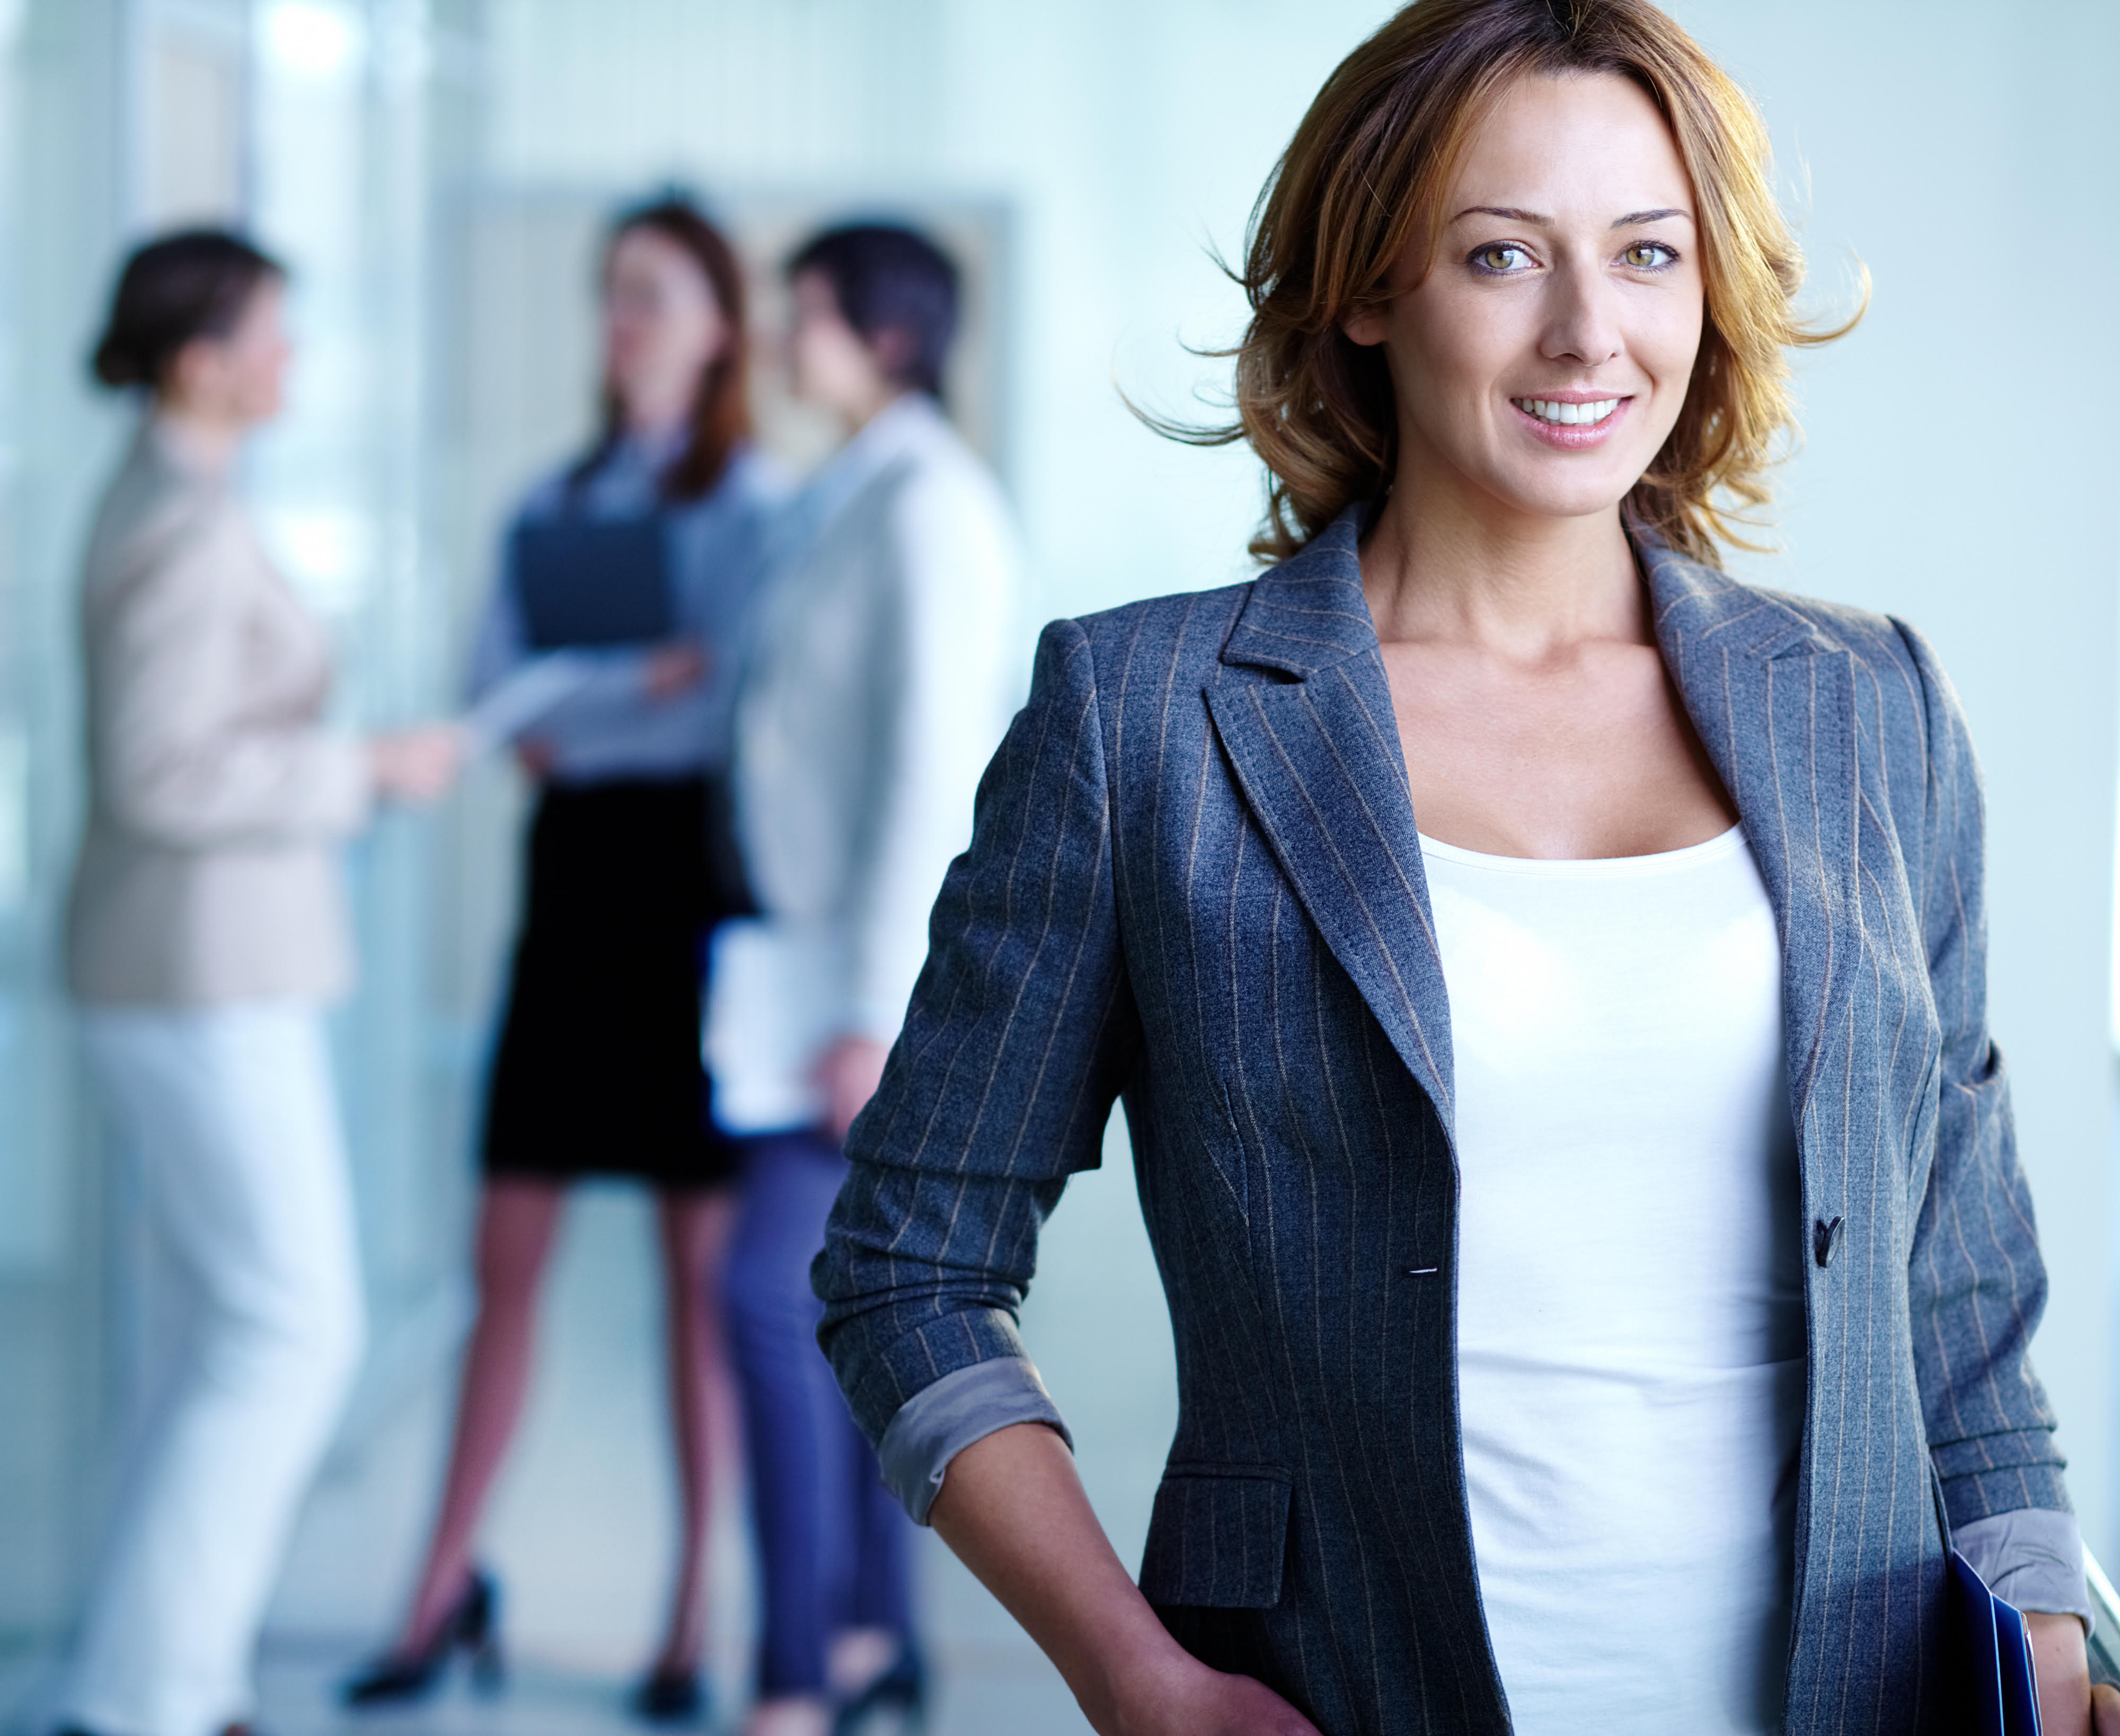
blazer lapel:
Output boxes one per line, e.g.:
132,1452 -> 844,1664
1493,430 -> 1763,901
1645,538 -> 1860,1137
1207,511 -> 1458,1130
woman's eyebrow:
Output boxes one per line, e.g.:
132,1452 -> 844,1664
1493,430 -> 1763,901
1453,205 -> 1550,224
1450,205 -> 1695,227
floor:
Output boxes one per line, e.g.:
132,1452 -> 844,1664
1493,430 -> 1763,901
5,1636 -> 1083,1736
5,1118 -> 1176,1736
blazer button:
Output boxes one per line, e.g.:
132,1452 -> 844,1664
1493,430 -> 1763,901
1814,1216 -> 1846,1269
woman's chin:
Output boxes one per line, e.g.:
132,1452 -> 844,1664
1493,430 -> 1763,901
1480,469 -> 1644,526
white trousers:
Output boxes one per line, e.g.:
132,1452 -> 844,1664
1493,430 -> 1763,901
60,1003 -> 366,1736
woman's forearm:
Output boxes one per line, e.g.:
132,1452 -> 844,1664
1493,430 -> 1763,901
2027,1612 -> 2120,1736
928,1423 -> 1186,1729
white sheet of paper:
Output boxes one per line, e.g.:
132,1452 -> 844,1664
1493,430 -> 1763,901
460,653 -> 595,754
702,918 -> 842,1134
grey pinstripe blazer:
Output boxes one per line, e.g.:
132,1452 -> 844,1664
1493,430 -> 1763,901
815,506 -> 2071,1733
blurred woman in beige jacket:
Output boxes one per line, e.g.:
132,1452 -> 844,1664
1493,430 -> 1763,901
55,230 -> 458,1736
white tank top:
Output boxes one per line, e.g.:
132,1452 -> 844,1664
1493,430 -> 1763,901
1421,823 -> 1804,1735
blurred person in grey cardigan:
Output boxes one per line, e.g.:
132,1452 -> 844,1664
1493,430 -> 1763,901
705,222 -> 1024,1736
56,230 -> 457,1736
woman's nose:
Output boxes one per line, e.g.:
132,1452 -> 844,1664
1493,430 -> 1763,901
1539,259 -> 1623,368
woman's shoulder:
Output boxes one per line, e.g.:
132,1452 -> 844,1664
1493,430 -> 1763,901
1056,515 -> 1371,698
713,445 -> 798,525
1746,580 -> 1930,671
1037,580 -> 1258,696
1660,557 -> 1969,790
1645,541 -> 1941,699
83,433 -> 244,601
871,417 -> 1012,543
1722,577 -> 1965,736
509,458 -> 580,526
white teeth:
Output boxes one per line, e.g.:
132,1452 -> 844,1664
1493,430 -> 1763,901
1514,396 -> 1620,427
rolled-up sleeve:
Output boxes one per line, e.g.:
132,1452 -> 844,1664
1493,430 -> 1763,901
1956,1509 -> 2092,1632
1899,620 -> 2072,1530
813,617 -> 1141,1514
877,1357 -> 1073,1525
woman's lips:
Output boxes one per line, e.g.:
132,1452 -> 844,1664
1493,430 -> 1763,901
1507,394 -> 1633,450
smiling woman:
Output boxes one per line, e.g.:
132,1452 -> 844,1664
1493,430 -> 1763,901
1211,0 -> 1853,565
807,3 -> 2113,1734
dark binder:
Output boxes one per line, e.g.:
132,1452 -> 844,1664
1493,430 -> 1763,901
1941,1476 -> 2044,1734
510,517 -> 674,651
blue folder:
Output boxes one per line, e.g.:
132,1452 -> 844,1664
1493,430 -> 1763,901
510,517 -> 674,652
1950,1545 -> 2044,1735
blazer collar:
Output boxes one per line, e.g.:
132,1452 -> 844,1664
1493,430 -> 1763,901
1218,505 -> 1379,678
1636,527 -> 1842,667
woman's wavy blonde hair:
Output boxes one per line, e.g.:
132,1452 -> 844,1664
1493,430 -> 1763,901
1188,0 -> 1859,565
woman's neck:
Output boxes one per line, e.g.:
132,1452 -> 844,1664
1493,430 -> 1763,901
622,399 -> 693,448
840,383 -> 911,439
152,402 -> 245,476
1359,471 -> 1648,657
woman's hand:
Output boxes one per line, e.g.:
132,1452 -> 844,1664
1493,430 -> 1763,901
1100,1652 -> 1321,1736
930,1425 -> 1320,1736
642,640 -> 708,702
814,1034 -> 890,1142
368,724 -> 463,804
2028,1611 -> 2120,1736
514,736 -> 556,781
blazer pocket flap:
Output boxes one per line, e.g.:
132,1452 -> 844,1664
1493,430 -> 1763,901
1137,1464 -> 1291,1609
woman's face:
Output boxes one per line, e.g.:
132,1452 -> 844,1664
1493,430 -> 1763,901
603,225 -> 727,430
785,268 -> 895,425
1344,70 -> 1704,526
166,276 -> 290,426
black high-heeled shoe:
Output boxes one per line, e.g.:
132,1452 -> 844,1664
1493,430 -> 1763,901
341,1569 -> 505,1707
629,1666 -> 707,1725
832,1638 -> 927,1735
61,1727 -> 265,1736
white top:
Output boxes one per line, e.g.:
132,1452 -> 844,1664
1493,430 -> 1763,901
1422,824 -> 1803,1735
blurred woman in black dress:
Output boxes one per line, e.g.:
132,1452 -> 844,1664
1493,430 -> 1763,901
346,198 -> 787,1723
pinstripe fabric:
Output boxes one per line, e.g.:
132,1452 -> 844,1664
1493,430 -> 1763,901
814,506 -> 2068,1734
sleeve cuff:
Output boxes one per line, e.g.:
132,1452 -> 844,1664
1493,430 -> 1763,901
1956,1508 -> 2093,1634
875,1356 -> 1072,1526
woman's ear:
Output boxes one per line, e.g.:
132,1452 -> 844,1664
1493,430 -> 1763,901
1340,299 -> 1390,348
158,335 -> 223,409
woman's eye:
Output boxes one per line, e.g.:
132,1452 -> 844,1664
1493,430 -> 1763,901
1471,244 -> 1531,275
1622,242 -> 1677,270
